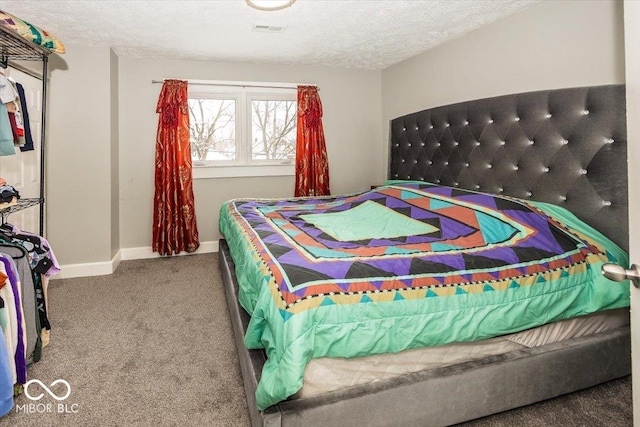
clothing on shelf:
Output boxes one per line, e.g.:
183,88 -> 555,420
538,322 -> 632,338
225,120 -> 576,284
0,185 -> 19,209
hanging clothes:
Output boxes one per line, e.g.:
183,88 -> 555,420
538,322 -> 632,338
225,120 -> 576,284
0,73 -> 17,105
0,325 -> 13,417
6,224 -> 61,277
7,78 -> 24,147
0,222 -> 59,395
0,245 -> 39,364
15,83 -> 33,152
0,103 -> 14,156
0,268 -> 15,385
0,73 -> 18,155
0,224 -> 56,347
0,256 -> 26,385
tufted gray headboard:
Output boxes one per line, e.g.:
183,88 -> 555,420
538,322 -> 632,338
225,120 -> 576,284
389,85 -> 628,250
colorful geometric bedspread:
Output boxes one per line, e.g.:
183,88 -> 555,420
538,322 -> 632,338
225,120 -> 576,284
219,181 -> 630,410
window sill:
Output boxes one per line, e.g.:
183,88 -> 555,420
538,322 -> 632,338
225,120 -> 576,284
193,164 -> 295,179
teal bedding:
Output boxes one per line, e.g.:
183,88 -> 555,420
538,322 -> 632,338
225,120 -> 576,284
219,181 -> 630,410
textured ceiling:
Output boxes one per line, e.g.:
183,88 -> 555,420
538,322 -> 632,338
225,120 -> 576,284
2,0 -> 537,70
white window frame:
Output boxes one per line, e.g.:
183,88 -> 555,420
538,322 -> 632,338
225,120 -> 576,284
189,82 -> 297,179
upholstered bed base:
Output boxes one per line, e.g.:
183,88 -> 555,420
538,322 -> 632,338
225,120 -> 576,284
220,240 -> 630,426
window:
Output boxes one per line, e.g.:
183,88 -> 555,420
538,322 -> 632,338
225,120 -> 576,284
188,83 -> 297,178
249,97 -> 297,162
189,98 -> 236,162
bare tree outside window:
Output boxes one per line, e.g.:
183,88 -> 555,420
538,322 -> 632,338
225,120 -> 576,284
251,100 -> 297,160
188,99 -> 236,162
188,92 -> 297,166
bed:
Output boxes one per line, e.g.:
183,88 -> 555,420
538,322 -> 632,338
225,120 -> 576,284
218,84 -> 630,426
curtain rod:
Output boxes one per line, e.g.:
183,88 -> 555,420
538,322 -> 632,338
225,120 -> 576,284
151,79 -> 318,90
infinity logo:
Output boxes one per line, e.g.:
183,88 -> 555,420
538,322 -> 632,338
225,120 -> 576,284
24,379 -> 71,401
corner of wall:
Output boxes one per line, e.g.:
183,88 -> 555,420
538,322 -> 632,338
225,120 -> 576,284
110,48 -> 120,259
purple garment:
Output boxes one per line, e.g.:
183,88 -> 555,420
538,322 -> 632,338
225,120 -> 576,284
8,224 -> 60,277
0,256 -> 26,384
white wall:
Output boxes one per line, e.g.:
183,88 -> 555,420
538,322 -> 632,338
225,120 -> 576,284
381,0 -> 625,182
47,45 -> 116,265
118,58 -> 382,251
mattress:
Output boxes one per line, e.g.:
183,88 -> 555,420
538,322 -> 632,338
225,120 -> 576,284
297,307 -> 629,398
219,181 -> 630,410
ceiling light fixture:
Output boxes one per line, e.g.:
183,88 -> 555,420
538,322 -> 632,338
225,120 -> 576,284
246,0 -> 296,11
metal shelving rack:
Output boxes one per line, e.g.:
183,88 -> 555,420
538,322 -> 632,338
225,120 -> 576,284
0,24 -> 50,236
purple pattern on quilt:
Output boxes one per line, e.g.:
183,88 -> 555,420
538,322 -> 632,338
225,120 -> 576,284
232,182 -> 586,295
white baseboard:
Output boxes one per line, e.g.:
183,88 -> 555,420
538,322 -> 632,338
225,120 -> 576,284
54,249 -> 121,280
120,240 -> 218,261
53,240 -> 218,279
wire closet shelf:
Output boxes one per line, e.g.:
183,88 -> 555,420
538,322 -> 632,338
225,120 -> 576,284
0,24 -> 51,236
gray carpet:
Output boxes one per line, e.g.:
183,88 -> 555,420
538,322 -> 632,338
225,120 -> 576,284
0,254 -> 632,426
2,254 -> 250,427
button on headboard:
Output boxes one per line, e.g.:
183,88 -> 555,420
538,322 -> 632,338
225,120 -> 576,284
389,85 -> 628,250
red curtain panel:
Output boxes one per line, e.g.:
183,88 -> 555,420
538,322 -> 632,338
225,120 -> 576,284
294,86 -> 330,197
152,79 -> 200,256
